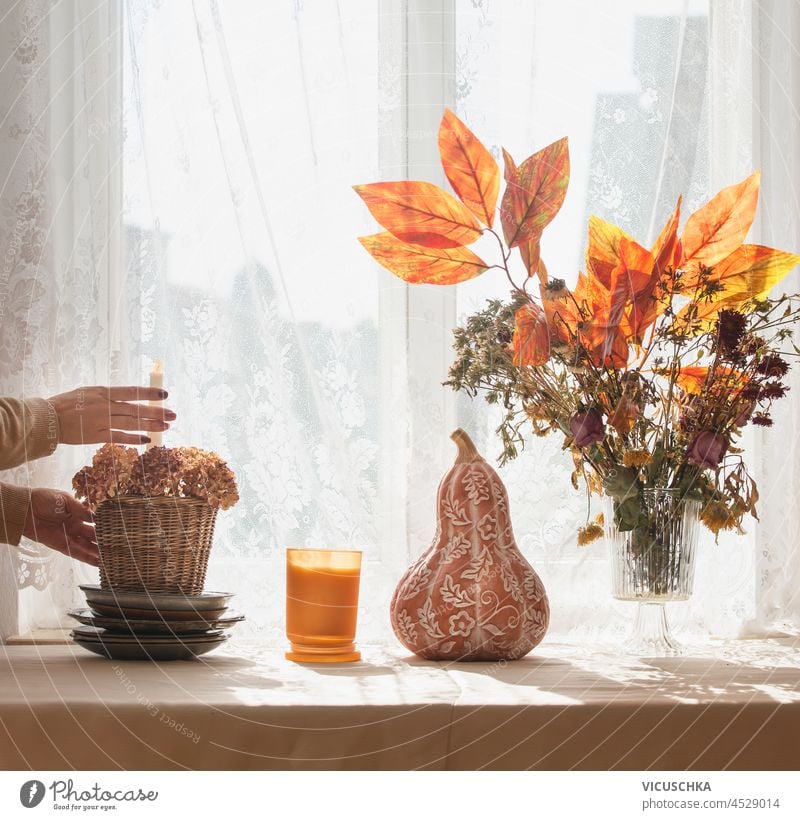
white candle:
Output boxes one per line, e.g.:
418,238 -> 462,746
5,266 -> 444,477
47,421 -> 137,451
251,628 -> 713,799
147,359 -> 164,450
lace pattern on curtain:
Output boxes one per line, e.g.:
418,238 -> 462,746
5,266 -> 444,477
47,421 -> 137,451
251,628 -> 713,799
0,1 -> 121,630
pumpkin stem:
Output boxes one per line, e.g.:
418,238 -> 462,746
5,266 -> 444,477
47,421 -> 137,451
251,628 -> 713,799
451,428 -> 481,464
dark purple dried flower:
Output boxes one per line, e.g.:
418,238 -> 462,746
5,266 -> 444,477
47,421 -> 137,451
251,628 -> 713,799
716,309 -> 747,355
740,384 -> 762,402
687,431 -> 728,470
569,409 -> 605,449
756,354 -> 789,379
751,412 -> 773,427
760,382 -> 789,400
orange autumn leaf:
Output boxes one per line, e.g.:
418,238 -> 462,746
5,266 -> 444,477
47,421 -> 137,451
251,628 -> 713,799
438,108 -> 500,228
512,302 -> 550,366
622,198 -> 682,344
596,244 -> 646,361
681,172 -> 760,270
675,366 -> 711,394
358,232 -> 488,285
676,365 -> 749,395
572,270 -> 630,368
675,244 -> 800,328
651,196 -> 683,276
592,326 -> 629,369
537,255 -> 549,285
500,137 -> 569,249
577,229 -> 650,360
608,395 -> 639,435
354,180 -> 482,249
586,215 -> 635,288
520,238 -> 542,281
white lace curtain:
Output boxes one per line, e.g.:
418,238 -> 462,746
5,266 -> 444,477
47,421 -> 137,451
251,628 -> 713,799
0,0 -> 123,636
1,0 -> 798,642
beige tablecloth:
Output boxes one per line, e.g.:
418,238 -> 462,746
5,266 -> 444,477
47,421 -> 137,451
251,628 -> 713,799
1,639 -> 798,770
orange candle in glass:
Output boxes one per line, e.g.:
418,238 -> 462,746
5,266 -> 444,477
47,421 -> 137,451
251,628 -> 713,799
285,548 -> 362,663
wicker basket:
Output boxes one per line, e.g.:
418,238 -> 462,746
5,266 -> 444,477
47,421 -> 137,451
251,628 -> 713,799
94,496 -> 218,595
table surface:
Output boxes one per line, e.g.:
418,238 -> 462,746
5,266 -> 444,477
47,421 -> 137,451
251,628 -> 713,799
1,638 -> 799,770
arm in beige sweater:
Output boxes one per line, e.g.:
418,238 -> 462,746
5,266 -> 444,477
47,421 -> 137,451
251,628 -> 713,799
0,397 -> 60,545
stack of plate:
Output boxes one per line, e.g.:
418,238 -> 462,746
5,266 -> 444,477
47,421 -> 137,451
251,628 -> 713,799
69,585 -> 244,661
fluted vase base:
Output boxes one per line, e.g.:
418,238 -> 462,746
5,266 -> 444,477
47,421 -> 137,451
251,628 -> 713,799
624,602 -> 683,656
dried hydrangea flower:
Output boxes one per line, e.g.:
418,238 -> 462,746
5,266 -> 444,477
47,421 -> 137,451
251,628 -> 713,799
73,444 -> 239,512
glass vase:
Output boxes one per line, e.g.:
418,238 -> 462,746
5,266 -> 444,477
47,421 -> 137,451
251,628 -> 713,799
605,488 -> 701,655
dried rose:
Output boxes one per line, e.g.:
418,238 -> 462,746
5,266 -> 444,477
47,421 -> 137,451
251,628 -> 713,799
569,409 -> 605,449
687,431 -> 728,470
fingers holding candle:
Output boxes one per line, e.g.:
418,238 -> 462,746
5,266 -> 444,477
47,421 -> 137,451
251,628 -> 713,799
48,385 -> 177,446
106,386 -> 168,402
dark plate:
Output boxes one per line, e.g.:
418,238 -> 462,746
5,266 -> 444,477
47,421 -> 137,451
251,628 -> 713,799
79,585 -> 234,612
89,603 -> 229,621
71,625 -> 226,644
68,607 -> 245,635
72,634 -> 227,661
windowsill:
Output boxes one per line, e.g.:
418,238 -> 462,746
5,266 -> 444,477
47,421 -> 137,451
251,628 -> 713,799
1,637 -> 798,770
5,628 -> 72,645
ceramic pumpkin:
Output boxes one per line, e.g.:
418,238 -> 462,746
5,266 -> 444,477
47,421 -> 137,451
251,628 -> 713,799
390,428 -> 549,661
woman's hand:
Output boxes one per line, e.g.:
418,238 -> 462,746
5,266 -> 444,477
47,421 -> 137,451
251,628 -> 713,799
49,386 -> 176,446
22,489 -> 99,566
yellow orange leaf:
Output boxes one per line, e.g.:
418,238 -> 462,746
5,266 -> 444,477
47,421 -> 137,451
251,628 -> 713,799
594,328 -> 629,369
676,366 -> 748,395
596,242 -> 647,360
572,269 -> 631,369
354,181 -> 482,249
608,396 -> 639,435
438,108 -> 500,228
358,232 -> 488,285
675,244 -> 800,328
513,303 -> 550,366
537,255 -> 549,285
651,196 -> 682,277
622,199 -> 681,344
681,172 -> 760,268
519,238 -> 542,280
710,244 -> 800,300
676,366 -> 710,394
586,216 -> 635,288
500,137 -> 570,248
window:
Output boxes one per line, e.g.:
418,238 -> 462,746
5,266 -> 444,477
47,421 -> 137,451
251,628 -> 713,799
121,0 -> 720,642
5,0 -> 797,643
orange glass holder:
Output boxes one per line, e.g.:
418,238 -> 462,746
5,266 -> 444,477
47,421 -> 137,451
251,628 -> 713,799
285,548 -> 362,663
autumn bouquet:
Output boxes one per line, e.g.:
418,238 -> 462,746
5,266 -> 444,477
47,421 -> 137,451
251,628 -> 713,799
355,109 -> 800,545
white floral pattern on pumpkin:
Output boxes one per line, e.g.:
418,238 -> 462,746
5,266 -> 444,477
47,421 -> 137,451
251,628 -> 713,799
449,610 -> 476,638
